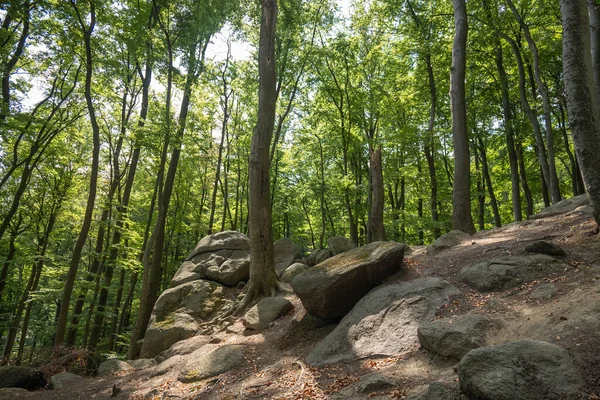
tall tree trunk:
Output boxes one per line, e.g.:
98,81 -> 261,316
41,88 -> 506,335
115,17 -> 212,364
450,0 -> 475,234
478,137 -> 501,227
424,54 -> 440,239
507,0 -> 561,203
244,0 -> 279,305
495,41 -> 522,221
588,0 -> 600,108
368,147 -> 387,242
55,1 -> 100,346
561,0 -> 600,227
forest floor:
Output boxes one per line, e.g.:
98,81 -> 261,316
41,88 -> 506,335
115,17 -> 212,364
9,204 -> 600,399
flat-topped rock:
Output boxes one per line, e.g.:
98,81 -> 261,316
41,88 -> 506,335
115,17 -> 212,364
458,339 -> 583,400
178,345 -> 245,383
185,231 -> 249,261
291,241 -> 405,319
155,335 -> 212,363
418,314 -> 494,360
460,255 -> 567,292
525,240 -> 566,257
306,277 -> 460,365
426,230 -> 471,255
531,194 -> 589,220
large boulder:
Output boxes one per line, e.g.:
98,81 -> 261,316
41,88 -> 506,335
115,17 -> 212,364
178,345 -> 245,383
155,335 -> 212,363
460,255 -> 567,292
204,250 -> 250,287
306,249 -> 333,267
243,297 -> 294,330
185,231 -> 249,261
0,366 -> 46,390
531,194 -> 589,219
306,277 -> 460,365
458,339 -> 583,400
140,280 -> 224,358
417,314 -> 494,360
274,238 -> 300,277
327,236 -> 357,255
426,230 -> 471,255
280,262 -> 309,284
97,359 -> 132,376
405,382 -> 462,400
525,240 -> 566,257
48,372 -> 82,390
292,241 -> 405,319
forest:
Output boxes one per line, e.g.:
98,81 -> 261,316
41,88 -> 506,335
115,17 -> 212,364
1,0 -> 600,368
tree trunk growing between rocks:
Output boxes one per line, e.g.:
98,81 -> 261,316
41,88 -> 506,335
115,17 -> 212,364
244,0 -> 280,305
368,147 -> 387,242
450,0 -> 475,234
561,0 -> 600,227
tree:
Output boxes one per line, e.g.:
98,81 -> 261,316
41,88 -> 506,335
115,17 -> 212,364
450,0 -> 475,234
244,0 -> 280,305
561,0 -> 600,226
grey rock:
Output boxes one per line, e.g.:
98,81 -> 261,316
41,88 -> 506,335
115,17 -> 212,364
127,358 -> 156,370
330,373 -> 396,399
306,249 -> 333,267
140,312 -> 200,359
531,194 -> 589,219
327,236 -> 357,256
155,335 -> 212,363
185,231 -> 250,261
460,255 -> 566,292
274,238 -> 300,277
48,372 -> 82,390
530,283 -> 558,300
306,277 -> 460,365
178,344 -> 245,383
151,355 -> 187,377
153,280 -> 224,321
0,388 -> 31,397
97,359 -> 131,376
204,250 -> 250,286
280,263 -> 309,283
458,339 -> 583,400
418,314 -> 494,359
405,382 -> 462,400
426,230 -> 471,255
0,366 -> 46,390
169,260 -> 205,288
525,240 -> 566,257
292,242 -> 405,319
243,297 -> 294,330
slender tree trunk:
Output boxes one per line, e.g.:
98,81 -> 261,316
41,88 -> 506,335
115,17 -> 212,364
55,2 -> 100,346
244,0 -> 279,305
450,0 -> 475,234
495,41 -> 522,221
561,0 -> 600,226
516,138 -> 534,217
474,143 -> 485,230
478,137 -> 501,227
588,0 -> 600,108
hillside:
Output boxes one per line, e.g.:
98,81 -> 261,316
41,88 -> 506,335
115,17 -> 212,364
3,195 -> 600,399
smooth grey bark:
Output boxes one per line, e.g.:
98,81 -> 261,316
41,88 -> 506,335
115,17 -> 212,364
561,0 -> 600,226
506,0 -> 561,203
495,41 -> 522,221
245,0 -> 279,304
55,1 -> 100,346
368,147 -> 387,242
450,0 -> 475,234
588,1 -> 600,109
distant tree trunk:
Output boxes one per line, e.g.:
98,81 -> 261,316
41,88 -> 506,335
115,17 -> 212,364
450,0 -> 475,234
561,0 -> 600,226
507,0 -> 561,203
588,0 -> 600,108
495,41 -> 522,221
473,143 -> 485,230
424,54 -> 441,239
558,102 -> 585,195
477,137 -> 501,227
244,0 -> 279,305
368,147 -> 387,242
55,1 -> 100,346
